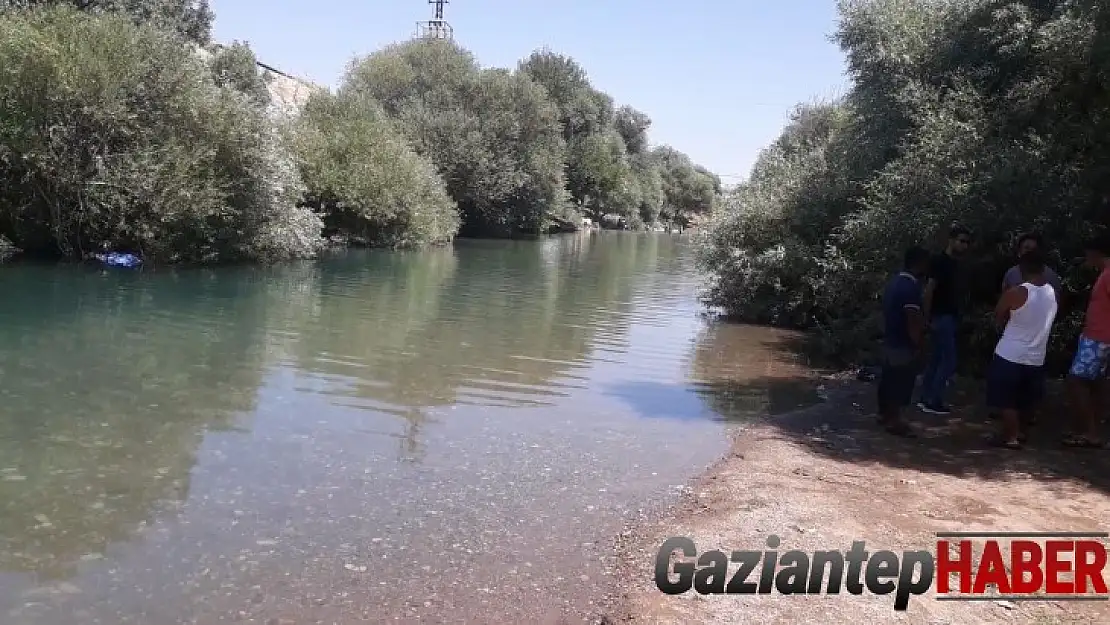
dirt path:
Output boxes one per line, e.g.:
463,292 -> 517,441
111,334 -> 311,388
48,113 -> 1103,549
606,376 -> 1110,625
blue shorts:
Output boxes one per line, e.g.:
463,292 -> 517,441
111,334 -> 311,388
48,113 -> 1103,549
1068,335 -> 1110,381
986,354 -> 1044,412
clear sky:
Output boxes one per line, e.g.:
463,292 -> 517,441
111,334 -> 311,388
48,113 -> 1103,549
210,0 -> 851,184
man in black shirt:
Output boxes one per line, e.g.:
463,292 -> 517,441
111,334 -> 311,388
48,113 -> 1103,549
918,224 -> 972,415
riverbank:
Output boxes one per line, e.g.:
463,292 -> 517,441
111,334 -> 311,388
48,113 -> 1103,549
606,374 -> 1110,624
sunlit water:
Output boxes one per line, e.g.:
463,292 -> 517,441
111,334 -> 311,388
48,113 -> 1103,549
0,232 -> 816,624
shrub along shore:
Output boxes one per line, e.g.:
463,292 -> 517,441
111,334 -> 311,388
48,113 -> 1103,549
697,0 -> 1110,376
0,2 -> 720,265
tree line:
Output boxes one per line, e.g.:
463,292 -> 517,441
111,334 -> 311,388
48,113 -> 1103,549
0,1 -> 720,264
697,0 -> 1110,374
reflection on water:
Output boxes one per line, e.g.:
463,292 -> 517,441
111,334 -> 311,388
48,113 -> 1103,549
0,232 -> 817,623
688,323 -> 823,420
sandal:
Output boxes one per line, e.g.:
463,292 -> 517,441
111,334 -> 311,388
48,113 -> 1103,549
989,437 -> 1022,450
1062,435 -> 1107,449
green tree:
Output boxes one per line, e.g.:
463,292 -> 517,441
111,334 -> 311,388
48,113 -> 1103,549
630,153 -> 665,225
209,41 -> 271,106
614,105 -> 652,156
0,0 -> 214,43
342,39 -> 569,236
292,89 -> 460,247
699,0 -> 1110,371
0,7 -> 321,263
653,146 -> 718,225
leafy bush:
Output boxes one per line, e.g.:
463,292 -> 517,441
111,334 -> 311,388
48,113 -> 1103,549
0,7 -> 322,263
519,50 -> 721,227
341,40 -> 571,236
209,40 -> 271,106
0,0 -> 214,44
0,4 -> 720,263
699,0 -> 1110,373
292,89 -> 460,247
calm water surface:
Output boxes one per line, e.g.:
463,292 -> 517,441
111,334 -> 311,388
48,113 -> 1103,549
0,233 -> 816,624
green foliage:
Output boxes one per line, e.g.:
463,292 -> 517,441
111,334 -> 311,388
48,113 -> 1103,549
519,49 -> 719,226
292,89 -> 460,247
0,4 -> 718,263
653,146 -> 720,226
614,105 -> 652,155
0,0 -> 214,43
699,0 -> 1110,372
209,41 -> 271,106
342,40 -> 570,236
0,7 -> 321,263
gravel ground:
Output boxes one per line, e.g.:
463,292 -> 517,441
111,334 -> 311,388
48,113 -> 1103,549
607,377 -> 1110,625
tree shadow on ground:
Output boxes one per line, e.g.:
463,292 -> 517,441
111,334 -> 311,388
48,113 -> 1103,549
699,371 -> 1110,497
678,324 -> 1110,496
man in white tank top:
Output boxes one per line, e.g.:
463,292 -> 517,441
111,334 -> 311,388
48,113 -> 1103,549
986,249 -> 1058,449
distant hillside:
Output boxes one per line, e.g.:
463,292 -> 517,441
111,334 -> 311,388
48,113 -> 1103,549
256,60 -> 325,115
196,44 -> 325,116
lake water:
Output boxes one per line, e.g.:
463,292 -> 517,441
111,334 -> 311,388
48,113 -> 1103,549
0,232 -> 817,624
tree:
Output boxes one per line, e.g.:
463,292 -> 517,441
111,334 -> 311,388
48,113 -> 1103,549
209,41 -> 271,106
340,39 -> 569,236
614,105 -> 652,155
0,0 -> 214,43
699,0 -> 1110,371
292,89 -> 459,247
0,7 -> 320,263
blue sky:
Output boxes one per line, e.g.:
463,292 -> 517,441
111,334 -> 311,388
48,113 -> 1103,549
210,0 -> 850,183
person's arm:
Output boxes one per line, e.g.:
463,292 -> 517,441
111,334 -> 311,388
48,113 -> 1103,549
904,283 -> 926,349
1000,267 -> 1015,294
922,255 -> 940,322
994,286 -> 1026,327
922,278 -> 936,322
905,305 -> 925,349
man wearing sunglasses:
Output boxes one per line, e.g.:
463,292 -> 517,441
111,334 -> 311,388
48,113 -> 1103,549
918,224 -> 973,415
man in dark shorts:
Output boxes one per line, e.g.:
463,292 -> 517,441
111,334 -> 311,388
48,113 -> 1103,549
878,246 -> 930,437
919,224 -> 972,415
986,249 -> 1058,449
991,232 -> 1064,428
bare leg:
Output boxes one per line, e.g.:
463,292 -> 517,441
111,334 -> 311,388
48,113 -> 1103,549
1096,377 -> 1107,425
1067,375 -> 1101,441
1000,408 -> 1021,444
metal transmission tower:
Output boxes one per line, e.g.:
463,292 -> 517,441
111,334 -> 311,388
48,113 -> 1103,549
415,0 -> 453,40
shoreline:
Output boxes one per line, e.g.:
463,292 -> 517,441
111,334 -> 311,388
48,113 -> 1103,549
0,228 -> 669,268
603,375 -> 1110,624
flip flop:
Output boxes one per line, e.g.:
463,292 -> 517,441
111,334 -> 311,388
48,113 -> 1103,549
989,437 -> 1022,450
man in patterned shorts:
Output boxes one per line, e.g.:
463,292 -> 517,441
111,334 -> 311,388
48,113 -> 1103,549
1064,235 -> 1110,448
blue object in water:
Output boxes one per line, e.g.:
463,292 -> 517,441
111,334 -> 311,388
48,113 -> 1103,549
94,252 -> 142,268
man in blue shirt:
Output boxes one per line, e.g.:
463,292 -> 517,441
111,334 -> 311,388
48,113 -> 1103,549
879,246 -> 931,437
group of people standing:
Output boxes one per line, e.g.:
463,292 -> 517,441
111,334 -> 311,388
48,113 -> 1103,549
878,224 -> 1110,448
